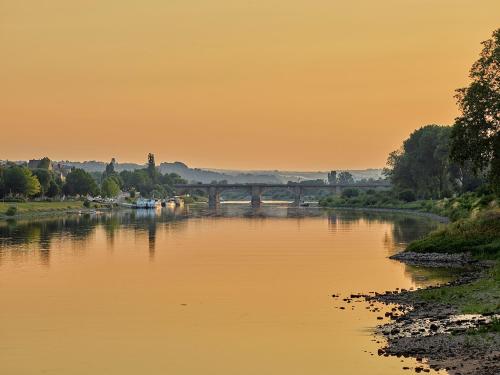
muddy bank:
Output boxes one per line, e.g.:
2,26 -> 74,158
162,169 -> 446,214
390,251 -> 476,268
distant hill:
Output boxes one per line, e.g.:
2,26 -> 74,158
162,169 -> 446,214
53,160 -> 383,184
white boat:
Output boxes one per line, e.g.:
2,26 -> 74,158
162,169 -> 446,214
133,198 -> 160,209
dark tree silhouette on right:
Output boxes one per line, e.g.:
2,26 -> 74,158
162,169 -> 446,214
450,28 -> 500,193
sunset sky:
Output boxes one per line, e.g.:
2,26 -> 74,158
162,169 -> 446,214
1,1 -> 499,170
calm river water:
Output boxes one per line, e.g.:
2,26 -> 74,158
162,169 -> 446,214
0,205 -> 451,374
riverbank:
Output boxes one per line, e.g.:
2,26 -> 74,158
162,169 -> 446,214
0,201 -> 110,220
329,207 -> 499,373
373,210 -> 499,374
319,191 -> 497,222
371,258 -> 499,375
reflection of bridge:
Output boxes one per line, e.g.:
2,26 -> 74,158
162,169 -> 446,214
174,183 -> 390,208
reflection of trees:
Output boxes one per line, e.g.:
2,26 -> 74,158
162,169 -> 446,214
101,215 -> 121,249
0,209 -> 189,266
0,216 -> 97,267
324,209 -> 439,253
392,216 -> 438,245
148,222 -> 156,260
402,264 -> 460,287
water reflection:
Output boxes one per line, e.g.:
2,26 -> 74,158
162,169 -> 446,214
0,205 -> 451,375
0,206 -> 188,266
0,205 -> 441,273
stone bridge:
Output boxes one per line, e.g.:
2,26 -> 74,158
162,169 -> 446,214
174,183 -> 390,208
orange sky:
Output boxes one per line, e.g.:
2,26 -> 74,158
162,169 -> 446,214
1,1 -> 499,170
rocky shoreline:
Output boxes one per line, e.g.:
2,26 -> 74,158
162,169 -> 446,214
373,254 -> 499,375
390,251 -> 476,268
333,252 -> 499,374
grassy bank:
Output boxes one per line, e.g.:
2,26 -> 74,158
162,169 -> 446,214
0,201 -> 84,219
407,209 -> 500,257
319,191 -> 497,222
405,208 -> 500,316
416,263 -> 500,314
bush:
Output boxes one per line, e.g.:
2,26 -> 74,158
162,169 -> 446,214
341,188 -> 359,198
83,200 -> 91,208
5,206 -> 17,216
364,196 -> 378,206
398,189 -> 416,202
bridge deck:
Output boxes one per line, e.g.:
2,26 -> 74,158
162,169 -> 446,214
174,183 -> 390,189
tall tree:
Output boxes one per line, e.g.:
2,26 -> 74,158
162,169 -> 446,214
337,171 -> 354,185
101,177 -> 120,198
3,166 -> 41,197
147,153 -> 156,181
63,168 -> 100,196
384,125 -> 457,198
104,158 -> 116,177
32,169 -> 52,196
327,171 -> 337,185
450,28 -> 500,193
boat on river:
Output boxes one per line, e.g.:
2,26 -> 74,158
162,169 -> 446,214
167,196 -> 184,206
133,198 -> 160,209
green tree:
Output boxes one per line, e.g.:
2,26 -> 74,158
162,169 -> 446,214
384,125 -> 457,199
101,177 -> 120,198
104,158 -> 116,177
337,171 -> 354,185
0,167 -> 5,197
63,168 -> 100,196
3,166 -> 41,197
450,28 -> 500,193
327,171 -> 337,185
32,169 -> 52,196
147,153 -> 157,181
46,179 -> 61,198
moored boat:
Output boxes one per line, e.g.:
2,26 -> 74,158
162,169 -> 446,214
133,198 -> 160,209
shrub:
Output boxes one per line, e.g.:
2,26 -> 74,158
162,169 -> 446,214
5,206 -> 17,216
83,200 -> 91,208
365,196 -> 378,206
398,189 -> 416,202
341,188 -> 359,198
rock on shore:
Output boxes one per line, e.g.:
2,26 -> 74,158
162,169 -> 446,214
371,258 -> 499,375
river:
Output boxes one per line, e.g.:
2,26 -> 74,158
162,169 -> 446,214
0,205 -> 451,374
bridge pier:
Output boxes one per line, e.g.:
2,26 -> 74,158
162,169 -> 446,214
251,185 -> 262,207
208,186 -> 220,208
292,186 -> 303,206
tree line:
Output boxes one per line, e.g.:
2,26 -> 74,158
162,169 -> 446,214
0,153 -> 186,200
384,28 -> 499,200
